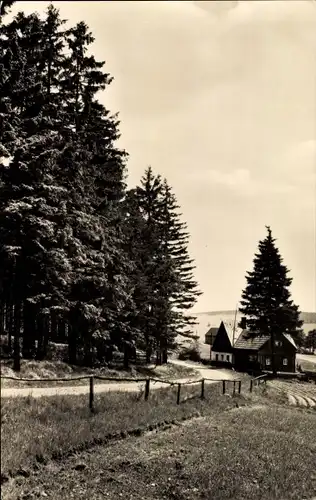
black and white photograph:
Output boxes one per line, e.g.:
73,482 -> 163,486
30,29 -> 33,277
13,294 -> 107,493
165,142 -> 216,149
1,0 -> 316,498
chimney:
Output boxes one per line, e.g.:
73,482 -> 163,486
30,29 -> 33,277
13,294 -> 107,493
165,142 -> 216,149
240,317 -> 247,329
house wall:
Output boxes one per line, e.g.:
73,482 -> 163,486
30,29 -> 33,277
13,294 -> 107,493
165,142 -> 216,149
259,353 -> 296,373
233,349 -> 260,372
211,351 -> 233,364
259,334 -> 296,372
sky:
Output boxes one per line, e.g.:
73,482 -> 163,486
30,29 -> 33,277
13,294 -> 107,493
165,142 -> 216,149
12,0 -> 316,313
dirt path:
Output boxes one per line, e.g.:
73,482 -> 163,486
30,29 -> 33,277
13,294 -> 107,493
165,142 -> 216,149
297,354 -> 316,365
1,361 -> 237,399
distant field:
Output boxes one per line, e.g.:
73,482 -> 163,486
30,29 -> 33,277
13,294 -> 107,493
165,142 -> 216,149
193,310 -> 316,344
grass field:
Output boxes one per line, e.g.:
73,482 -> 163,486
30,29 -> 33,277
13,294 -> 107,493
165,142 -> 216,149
2,389 -> 316,500
1,380 -> 241,478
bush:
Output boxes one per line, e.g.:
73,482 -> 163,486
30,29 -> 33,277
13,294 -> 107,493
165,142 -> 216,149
178,342 -> 201,362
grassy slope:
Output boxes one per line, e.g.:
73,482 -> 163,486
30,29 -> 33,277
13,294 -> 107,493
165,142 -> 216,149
2,389 -> 316,500
0,359 -> 199,389
1,381 -> 242,478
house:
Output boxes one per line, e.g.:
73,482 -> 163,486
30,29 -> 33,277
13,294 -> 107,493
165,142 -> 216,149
205,327 -> 218,346
210,321 -> 242,366
234,330 -> 297,373
208,317 -> 297,373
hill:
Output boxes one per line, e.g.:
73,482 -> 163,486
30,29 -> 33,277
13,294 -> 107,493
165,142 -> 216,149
192,310 -> 316,343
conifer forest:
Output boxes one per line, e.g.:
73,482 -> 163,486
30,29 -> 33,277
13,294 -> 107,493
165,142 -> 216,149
0,3 -> 201,370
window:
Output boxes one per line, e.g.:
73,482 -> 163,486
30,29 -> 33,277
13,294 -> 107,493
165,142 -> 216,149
216,354 -> 219,361
283,358 -> 288,366
275,340 -> 282,347
226,355 -> 230,362
221,354 -> 224,361
266,357 -> 271,366
249,354 -> 256,362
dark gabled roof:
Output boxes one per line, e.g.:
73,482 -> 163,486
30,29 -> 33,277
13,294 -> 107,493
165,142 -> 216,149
205,327 -> 218,337
283,334 -> 297,349
234,330 -> 270,350
222,322 -> 243,346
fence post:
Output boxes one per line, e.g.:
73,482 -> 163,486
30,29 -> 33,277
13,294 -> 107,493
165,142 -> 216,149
144,379 -> 150,401
89,376 -> 94,412
201,379 -> 205,399
238,381 -> 241,394
250,379 -> 253,393
177,383 -> 181,405
222,380 -> 226,395
233,381 -> 236,396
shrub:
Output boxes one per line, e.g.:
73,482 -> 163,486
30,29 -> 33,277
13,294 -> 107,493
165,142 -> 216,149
178,342 -> 201,362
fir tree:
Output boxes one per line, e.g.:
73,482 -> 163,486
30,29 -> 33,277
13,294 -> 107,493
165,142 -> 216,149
0,0 -> 16,17
1,5 -> 133,369
125,168 -> 201,364
239,226 -> 304,372
158,180 -> 201,356
124,168 -> 164,362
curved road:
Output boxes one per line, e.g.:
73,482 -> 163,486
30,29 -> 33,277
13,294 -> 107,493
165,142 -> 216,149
1,360 -> 237,399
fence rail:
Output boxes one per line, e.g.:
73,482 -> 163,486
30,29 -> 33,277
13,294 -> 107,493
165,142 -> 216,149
1,372 -> 249,410
249,373 -> 269,393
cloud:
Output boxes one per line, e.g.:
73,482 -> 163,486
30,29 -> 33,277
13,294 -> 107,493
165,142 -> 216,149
186,167 -> 295,198
269,140 -> 316,192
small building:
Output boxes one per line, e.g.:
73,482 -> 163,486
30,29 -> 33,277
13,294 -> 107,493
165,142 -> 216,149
210,321 -> 242,366
233,330 -> 297,373
205,327 -> 219,346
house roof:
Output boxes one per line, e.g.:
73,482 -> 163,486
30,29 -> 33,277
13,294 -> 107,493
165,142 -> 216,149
234,331 -> 270,350
205,327 -> 218,337
221,322 -> 243,346
234,331 -> 297,351
211,321 -> 243,351
283,334 -> 297,349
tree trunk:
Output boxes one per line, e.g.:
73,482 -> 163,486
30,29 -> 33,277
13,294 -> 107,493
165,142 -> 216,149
146,346 -> 152,364
22,301 -> 36,358
42,315 -> 49,358
0,300 -> 4,335
83,334 -> 92,367
58,318 -> 66,343
68,323 -> 77,364
35,315 -> 47,360
50,311 -> 58,342
162,349 -> 168,364
8,301 -> 14,352
156,349 -> 162,366
13,301 -> 21,372
123,343 -> 129,370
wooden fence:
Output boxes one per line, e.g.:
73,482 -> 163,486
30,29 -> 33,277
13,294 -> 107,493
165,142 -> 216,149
1,372 -> 256,412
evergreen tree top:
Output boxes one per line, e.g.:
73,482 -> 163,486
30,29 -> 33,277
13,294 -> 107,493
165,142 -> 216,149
239,226 -> 303,343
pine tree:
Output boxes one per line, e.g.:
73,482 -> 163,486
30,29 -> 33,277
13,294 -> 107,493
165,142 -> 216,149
1,5 -> 135,369
125,168 -> 201,364
304,329 -> 316,352
0,0 -> 16,17
239,226 -> 304,372
159,180 -> 201,357
124,168 -> 163,362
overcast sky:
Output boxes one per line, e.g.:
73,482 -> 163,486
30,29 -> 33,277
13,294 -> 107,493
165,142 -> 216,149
16,1 -> 316,313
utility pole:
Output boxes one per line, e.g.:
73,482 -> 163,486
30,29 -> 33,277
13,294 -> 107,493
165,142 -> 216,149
232,303 -> 238,346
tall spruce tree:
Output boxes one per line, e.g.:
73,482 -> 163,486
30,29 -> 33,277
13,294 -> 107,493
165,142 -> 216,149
124,168 -> 164,363
239,226 -> 304,373
159,180 -> 201,353
125,168 -> 201,364
1,4 -> 133,369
